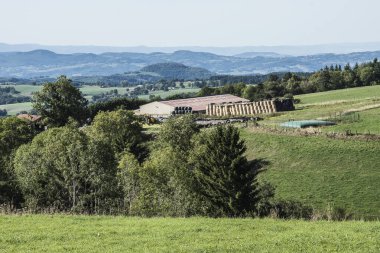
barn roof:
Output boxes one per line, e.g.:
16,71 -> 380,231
17,114 -> 42,122
160,94 -> 249,111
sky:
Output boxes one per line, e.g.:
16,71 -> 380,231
1,0 -> 380,47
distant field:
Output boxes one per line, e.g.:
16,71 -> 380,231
79,86 -> 129,96
241,129 -> 380,218
295,85 -> 380,105
0,102 -> 33,115
0,84 -> 129,97
138,87 -> 200,100
1,215 -> 379,253
0,84 -> 200,115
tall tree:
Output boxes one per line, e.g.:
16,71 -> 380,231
13,125 -> 120,213
0,117 -> 36,206
191,125 -> 262,217
88,109 -> 146,160
33,76 -> 88,127
158,115 -> 199,154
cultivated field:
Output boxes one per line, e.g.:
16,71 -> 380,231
1,215 -> 379,253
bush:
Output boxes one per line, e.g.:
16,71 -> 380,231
273,200 -> 313,219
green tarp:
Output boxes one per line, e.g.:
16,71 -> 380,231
280,120 -> 336,128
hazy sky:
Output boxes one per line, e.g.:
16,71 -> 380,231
1,0 -> 380,47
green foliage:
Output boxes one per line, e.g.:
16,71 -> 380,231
135,146 -> 199,216
13,126 -> 120,213
192,126 -> 262,217
0,117 -> 36,205
158,115 -> 199,153
88,109 -> 146,160
273,200 -> 313,219
88,97 -> 146,119
33,76 -> 88,126
132,117 -> 201,216
117,152 -> 141,214
0,86 -> 30,105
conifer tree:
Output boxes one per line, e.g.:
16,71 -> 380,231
192,125 -> 262,217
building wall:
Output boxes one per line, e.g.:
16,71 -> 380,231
138,101 -> 174,116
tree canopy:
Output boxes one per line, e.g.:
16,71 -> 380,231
33,76 -> 88,126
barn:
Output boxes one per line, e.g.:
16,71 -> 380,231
137,94 -> 249,117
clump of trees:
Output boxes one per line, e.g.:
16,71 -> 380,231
0,76 -> 273,216
1,75 -> 354,219
0,109 -> 7,117
5,110 -> 269,216
0,86 -> 31,105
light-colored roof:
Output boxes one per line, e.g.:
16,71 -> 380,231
160,94 -> 249,111
17,114 -> 42,122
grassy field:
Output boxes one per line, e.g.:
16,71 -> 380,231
138,87 -> 200,100
295,85 -> 380,105
258,86 -> 380,134
241,128 -> 380,218
1,215 -> 379,253
0,102 -> 33,115
0,84 -> 129,97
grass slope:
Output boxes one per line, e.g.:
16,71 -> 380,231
1,215 -> 379,253
295,85 -> 380,105
241,129 -> 380,218
261,86 -> 380,134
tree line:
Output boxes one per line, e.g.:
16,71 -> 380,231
197,59 -> 380,101
0,86 -> 31,105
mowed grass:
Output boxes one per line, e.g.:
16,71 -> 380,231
1,215 -> 379,253
241,129 -> 380,218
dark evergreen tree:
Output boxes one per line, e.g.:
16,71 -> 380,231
192,125 -> 262,217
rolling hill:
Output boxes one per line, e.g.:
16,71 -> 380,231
1,49 -> 380,77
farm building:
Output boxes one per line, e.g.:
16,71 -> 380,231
136,94 -> 295,117
137,94 -> 249,117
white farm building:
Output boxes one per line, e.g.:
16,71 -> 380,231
136,94 -> 249,117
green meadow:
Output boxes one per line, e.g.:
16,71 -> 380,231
241,129 -> 380,219
1,215 -> 379,253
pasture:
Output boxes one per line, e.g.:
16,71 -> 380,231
259,85 -> 380,134
241,128 -> 380,219
1,215 -> 379,253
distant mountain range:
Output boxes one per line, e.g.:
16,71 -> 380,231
2,42 -> 380,55
1,49 -> 380,78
